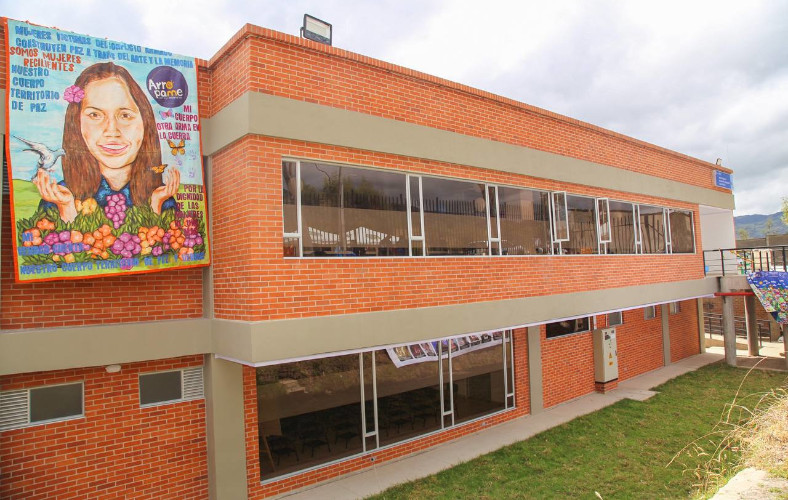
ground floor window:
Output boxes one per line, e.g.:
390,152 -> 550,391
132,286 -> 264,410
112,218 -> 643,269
255,331 -> 515,481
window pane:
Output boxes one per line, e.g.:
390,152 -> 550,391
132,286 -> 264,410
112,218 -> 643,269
488,186 -> 499,239
256,355 -> 362,480
607,311 -> 623,326
546,317 -> 590,338
422,177 -> 489,255
639,205 -> 666,254
597,199 -> 611,243
563,196 -> 598,255
341,167 -> 409,256
409,176 -> 422,238
608,201 -> 636,254
552,192 -> 568,241
29,383 -> 82,423
299,163 -> 408,257
300,162 -> 342,256
669,210 -> 694,253
140,371 -> 182,405
282,161 -> 298,234
375,347 -> 440,447
451,335 -> 505,424
498,187 -> 551,255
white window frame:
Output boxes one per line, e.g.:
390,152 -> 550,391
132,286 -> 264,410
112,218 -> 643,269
596,197 -> 612,245
644,305 -> 657,320
139,367 -> 204,408
486,184 -> 501,256
406,174 -> 425,256
282,159 -> 303,257
551,191 -> 569,244
669,301 -> 681,315
0,382 -> 84,431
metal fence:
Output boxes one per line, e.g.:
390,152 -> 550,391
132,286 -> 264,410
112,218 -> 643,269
703,246 -> 788,276
703,312 -> 771,345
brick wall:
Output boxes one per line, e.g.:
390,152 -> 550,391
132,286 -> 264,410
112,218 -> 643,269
0,356 -> 208,499
541,323 -> 596,408
616,306 -> 665,381
243,328 -> 529,498
204,25 -> 730,195
210,136 -> 704,322
669,299 -> 701,362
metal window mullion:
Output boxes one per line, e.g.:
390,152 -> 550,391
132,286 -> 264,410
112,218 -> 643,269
360,353 -> 367,452
296,160 -> 303,257
406,175 -> 414,256
502,331 -> 509,407
418,177 -> 425,254
446,344 -> 454,427
634,205 -> 642,253
507,331 -> 516,402
665,209 -> 673,253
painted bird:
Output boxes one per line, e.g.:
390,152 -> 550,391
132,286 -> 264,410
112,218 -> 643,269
14,135 -> 66,180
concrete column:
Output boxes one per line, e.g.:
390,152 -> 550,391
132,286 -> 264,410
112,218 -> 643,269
696,298 -> 706,353
661,305 -> 671,366
204,355 -> 249,500
526,326 -> 543,414
782,324 -> 788,370
722,296 -> 737,366
744,295 -> 760,356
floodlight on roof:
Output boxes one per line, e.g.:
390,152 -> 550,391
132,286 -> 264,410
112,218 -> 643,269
300,14 -> 332,46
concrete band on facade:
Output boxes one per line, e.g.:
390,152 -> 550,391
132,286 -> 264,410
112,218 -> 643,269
0,278 -> 715,375
201,91 -> 735,210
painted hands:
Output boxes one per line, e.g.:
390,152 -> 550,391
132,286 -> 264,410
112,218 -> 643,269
150,167 -> 180,214
33,170 -> 77,223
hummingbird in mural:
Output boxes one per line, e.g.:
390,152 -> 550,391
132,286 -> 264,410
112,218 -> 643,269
13,136 -> 66,180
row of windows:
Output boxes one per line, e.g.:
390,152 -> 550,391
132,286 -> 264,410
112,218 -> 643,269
256,331 -> 515,481
0,367 -> 203,432
546,302 -> 683,339
282,159 -> 696,258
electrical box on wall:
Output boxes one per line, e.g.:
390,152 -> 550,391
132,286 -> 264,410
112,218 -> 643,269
593,327 -> 619,382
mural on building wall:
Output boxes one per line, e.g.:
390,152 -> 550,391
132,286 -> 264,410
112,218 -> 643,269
5,19 -> 210,282
746,271 -> 788,324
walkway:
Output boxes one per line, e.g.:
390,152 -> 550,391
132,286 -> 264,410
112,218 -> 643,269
278,352 -> 724,499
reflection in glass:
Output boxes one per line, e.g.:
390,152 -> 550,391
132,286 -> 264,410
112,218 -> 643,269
546,317 -> 591,338
422,177 -> 489,255
256,355 -> 362,480
451,341 -> 505,424
607,201 -> 636,254
498,187 -> 552,255
552,192 -> 569,241
374,350 -> 441,447
563,195 -> 598,254
669,210 -> 694,253
299,162 -> 409,257
639,205 -> 666,254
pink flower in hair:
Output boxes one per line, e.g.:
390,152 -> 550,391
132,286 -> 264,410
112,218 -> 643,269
63,85 -> 84,104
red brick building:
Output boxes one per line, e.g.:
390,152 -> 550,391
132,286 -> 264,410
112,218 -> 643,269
1,21 -> 733,499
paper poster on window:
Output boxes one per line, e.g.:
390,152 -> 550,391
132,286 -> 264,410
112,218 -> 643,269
5,19 -> 210,282
386,331 -> 504,368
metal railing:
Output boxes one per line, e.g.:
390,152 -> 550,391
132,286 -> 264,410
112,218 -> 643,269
703,313 -> 771,346
703,246 -> 788,276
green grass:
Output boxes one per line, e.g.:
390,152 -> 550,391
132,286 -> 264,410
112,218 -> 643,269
372,363 -> 787,500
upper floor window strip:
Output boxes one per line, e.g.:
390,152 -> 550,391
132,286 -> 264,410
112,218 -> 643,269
282,159 -> 695,258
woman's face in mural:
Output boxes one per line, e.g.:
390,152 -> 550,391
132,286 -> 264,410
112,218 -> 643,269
80,76 -> 144,171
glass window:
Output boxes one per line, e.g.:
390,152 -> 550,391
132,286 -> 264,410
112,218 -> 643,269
563,196 -> 598,254
299,162 -> 409,257
670,302 -> 681,314
497,186 -> 552,255
282,161 -> 299,257
375,348 -> 441,447
597,198 -> 611,243
639,205 -> 666,254
607,311 -> 623,326
607,201 -> 636,254
29,383 -> 83,423
551,192 -> 569,242
546,317 -> 591,338
139,371 -> 182,406
421,177 -> 489,256
450,337 -> 505,424
644,306 -> 657,320
256,355 -> 362,480
669,210 -> 694,253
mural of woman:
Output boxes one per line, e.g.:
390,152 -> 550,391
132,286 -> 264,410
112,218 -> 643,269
34,62 -> 179,222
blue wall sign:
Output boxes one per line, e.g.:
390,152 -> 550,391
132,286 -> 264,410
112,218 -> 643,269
714,170 -> 733,189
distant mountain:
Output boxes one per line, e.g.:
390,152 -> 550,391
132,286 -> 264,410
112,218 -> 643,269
734,211 -> 788,238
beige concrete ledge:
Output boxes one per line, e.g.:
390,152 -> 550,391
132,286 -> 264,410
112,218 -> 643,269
202,91 -> 734,210
0,318 -> 212,376
212,278 -> 719,365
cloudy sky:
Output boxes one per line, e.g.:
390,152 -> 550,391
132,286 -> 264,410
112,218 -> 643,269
3,0 -> 787,215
